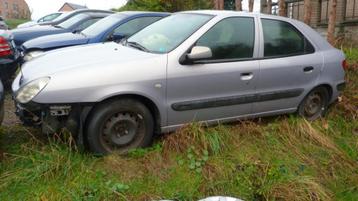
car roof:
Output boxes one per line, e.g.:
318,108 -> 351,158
82,12 -> 113,18
70,9 -> 114,14
181,10 -> 288,20
119,11 -> 170,16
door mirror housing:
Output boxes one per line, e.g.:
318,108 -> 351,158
110,33 -> 127,42
180,46 -> 212,65
187,46 -> 212,61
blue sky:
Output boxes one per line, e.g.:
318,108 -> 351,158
25,0 -> 261,20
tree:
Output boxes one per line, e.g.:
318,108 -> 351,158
278,0 -> 286,16
213,0 -> 224,10
236,0 -> 242,11
303,0 -> 312,25
117,0 -> 213,12
249,0 -> 254,12
267,0 -> 272,14
327,0 -> 337,45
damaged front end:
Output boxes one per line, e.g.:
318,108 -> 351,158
15,101 -> 92,139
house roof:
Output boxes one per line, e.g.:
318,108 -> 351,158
63,2 -> 88,10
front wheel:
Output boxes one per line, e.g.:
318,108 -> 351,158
85,99 -> 154,155
298,87 -> 329,121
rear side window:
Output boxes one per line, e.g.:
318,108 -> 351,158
261,19 -> 314,57
113,17 -> 162,37
196,17 -> 255,60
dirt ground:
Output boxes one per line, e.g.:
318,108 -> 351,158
2,93 -> 21,126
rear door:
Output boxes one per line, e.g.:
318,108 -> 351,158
254,18 -> 322,114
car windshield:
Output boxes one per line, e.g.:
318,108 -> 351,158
57,13 -> 88,29
82,14 -> 125,36
40,13 -> 62,22
127,13 -> 213,53
50,12 -> 72,23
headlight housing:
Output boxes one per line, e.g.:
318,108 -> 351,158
15,77 -> 50,104
23,51 -> 44,62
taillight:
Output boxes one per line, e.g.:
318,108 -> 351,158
342,59 -> 348,71
0,36 -> 12,57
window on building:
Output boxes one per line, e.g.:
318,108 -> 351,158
224,0 -> 236,10
320,0 -> 329,23
261,19 -> 314,57
196,17 -> 255,60
287,1 -> 305,21
345,0 -> 358,20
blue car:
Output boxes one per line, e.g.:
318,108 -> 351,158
12,10 -> 113,46
21,12 -> 169,59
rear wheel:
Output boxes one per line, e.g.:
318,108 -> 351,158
85,98 -> 154,155
298,87 -> 329,121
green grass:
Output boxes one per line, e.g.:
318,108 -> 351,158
1,49 -> 358,201
5,18 -> 30,29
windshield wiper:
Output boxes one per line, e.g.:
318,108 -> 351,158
126,41 -> 149,52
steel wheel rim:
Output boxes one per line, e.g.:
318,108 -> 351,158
100,112 -> 144,151
304,92 -> 324,118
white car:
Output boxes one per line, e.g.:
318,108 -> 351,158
17,12 -> 65,29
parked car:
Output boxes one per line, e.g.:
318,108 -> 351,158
0,16 -> 8,30
21,12 -> 169,60
0,30 -> 20,83
12,10 -> 114,46
12,11 -> 347,154
17,12 -> 66,29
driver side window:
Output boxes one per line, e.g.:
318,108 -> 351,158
196,17 -> 255,60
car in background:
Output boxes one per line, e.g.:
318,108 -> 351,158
0,16 -> 8,30
12,11 -> 346,154
12,10 -> 114,46
17,12 -> 66,29
21,12 -> 169,60
0,30 -> 19,83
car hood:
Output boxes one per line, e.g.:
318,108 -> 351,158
17,21 -> 37,29
18,42 -> 162,87
22,32 -> 89,51
12,25 -> 67,46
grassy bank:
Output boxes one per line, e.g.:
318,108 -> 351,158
0,49 -> 357,201
5,18 -> 29,29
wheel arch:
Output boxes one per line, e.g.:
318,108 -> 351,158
84,93 -> 162,135
311,83 -> 333,101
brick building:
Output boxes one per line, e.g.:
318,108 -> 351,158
59,2 -> 87,12
261,0 -> 358,44
0,0 -> 31,19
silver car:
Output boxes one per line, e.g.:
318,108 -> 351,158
12,11 -> 347,154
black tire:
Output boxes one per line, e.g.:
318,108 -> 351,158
298,87 -> 329,121
85,98 -> 154,155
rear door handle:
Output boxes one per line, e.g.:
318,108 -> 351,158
303,66 -> 314,73
240,72 -> 254,81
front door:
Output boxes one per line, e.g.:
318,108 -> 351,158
166,16 -> 260,126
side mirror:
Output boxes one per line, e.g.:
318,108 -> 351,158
187,46 -> 212,61
110,33 -> 126,42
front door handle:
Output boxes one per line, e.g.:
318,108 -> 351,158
240,72 -> 254,81
303,66 -> 314,73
